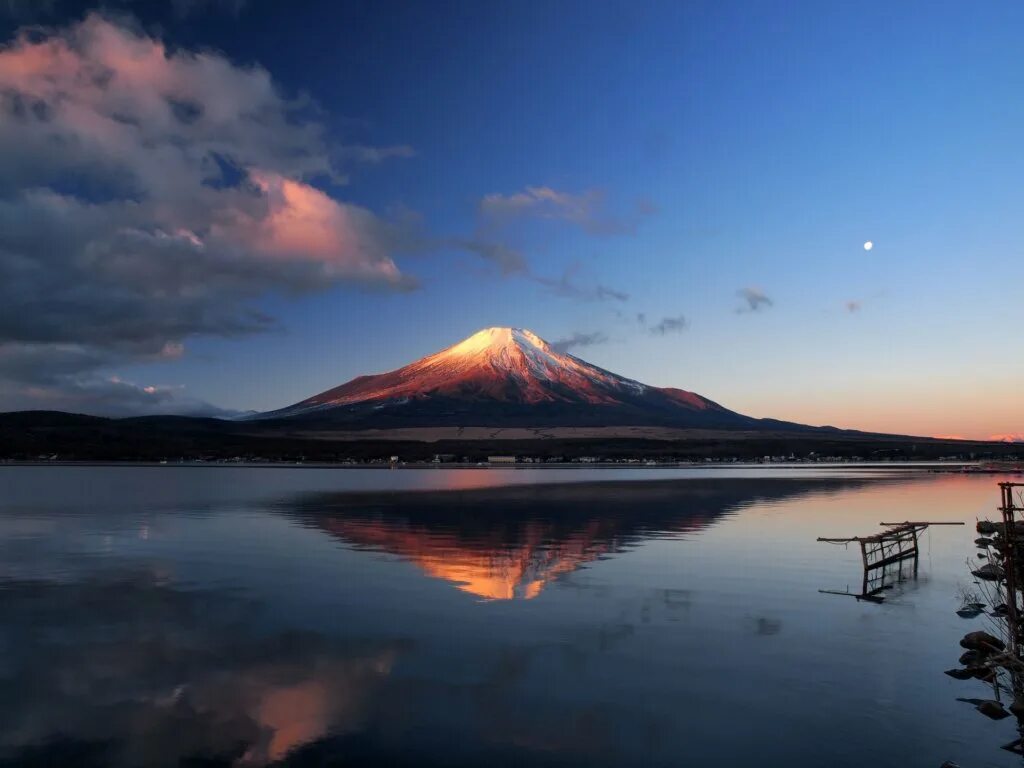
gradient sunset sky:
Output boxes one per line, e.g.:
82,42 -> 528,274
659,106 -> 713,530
0,0 -> 1021,440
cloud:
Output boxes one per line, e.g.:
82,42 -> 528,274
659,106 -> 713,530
648,315 -> 688,335
449,184 -> 646,298
845,300 -> 862,313
447,240 -> 627,303
531,265 -> 629,303
0,14 -> 415,413
550,331 -> 609,355
478,185 -> 649,236
990,433 -> 1024,443
736,287 -> 773,313
0,342 -> 242,416
335,144 -> 416,165
449,238 -> 528,276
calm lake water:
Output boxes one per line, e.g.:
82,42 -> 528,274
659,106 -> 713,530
0,466 -> 1020,767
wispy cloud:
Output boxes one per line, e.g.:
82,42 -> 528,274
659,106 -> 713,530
478,186 -> 651,237
335,144 -> 416,166
736,287 -> 773,313
648,315 -> 689,335
531,265 -> 629,303
450,184 -> 646,299
448,238 -> 528,276
550,331 -> 609,355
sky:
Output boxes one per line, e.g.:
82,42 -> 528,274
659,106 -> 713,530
0,0 -> 1021,440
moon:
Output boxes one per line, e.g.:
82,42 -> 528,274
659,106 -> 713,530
863,241 -> 873,251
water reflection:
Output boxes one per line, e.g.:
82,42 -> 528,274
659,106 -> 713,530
0,573 -> 401,768
284,478 -> 876,601
0,471 -> 1012,767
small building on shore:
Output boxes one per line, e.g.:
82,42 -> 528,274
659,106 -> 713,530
487,455 -> 518,464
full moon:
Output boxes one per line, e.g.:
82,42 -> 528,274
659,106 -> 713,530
863,241 -> 873,251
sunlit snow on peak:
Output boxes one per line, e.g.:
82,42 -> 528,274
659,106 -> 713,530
442,327 -> 550,359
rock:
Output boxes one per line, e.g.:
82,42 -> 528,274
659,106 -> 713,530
970,666 -> 996,682
960,631 -> 1006,651
960,650 -> 981,665
972,563 -> 1005,581
945,667 -> 975,680
1010,696 -> 1024,719
977,700 -> 1011,720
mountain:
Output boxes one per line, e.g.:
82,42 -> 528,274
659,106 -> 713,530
256,327 -> 822,431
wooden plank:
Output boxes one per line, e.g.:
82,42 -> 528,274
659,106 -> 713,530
865,548 -> 918,571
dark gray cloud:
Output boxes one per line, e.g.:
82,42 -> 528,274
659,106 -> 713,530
649,315 -> 688,335
0,14 -> 416,414
736,287 -> 773,313
550,331 -> 609,355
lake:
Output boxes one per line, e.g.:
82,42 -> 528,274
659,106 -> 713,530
0,465 -> 1019,767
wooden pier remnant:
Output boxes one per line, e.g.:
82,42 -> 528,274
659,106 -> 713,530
996,483 -> 1024,657
817,520 -> 964,601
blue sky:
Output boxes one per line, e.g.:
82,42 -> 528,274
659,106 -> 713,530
1,0 -> 1022,438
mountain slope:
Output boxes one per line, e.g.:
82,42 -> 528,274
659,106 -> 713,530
256,327 -> 824,431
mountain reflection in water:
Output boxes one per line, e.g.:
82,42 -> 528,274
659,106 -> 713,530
0,470 -> 1005,768
284,479 -> 872,601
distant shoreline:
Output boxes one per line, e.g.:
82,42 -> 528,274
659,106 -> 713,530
1,460 -> 1017,474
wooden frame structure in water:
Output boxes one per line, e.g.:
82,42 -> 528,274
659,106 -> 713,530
817,520 -> 964,602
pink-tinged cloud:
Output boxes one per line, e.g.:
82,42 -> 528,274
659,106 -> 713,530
0,14 -> 416,414
236,171 -> 409,285
990,433 -> 1024,443
0,14 -> 410,286
933,434 -> 966,441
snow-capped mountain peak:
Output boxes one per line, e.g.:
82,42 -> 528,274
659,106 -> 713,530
255,327 -> 759,429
